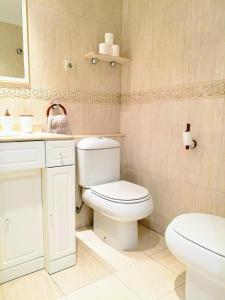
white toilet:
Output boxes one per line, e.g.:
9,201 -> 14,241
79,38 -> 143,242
165,213 -> 225,300
77,137 -> 153,250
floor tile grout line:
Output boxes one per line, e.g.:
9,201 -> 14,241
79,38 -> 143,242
109,272 -> 143,300
112,257 -> 186,300
156,285 -> 183,300
86,249 -> 145,275
53,271 -> 111,298
54,247 -> 185,299
140,255 -> 186,283
157,282 -> 186,300
52,248 -> 113,297
114,269 -> 184,300
63,272 -> 142,299
147,250 -> 187,280
50,273 -> 70,298
148,247 -> 168,258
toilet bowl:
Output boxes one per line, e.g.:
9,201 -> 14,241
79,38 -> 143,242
165,213 -> 225,300
77,137 -> 153,250
82,180 -> 153,250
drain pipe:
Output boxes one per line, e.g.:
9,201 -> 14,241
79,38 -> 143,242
75,200 -> 84,214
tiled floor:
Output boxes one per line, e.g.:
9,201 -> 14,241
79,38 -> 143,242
0,225 -> 186,300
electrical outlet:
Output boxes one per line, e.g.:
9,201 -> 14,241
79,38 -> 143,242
65,60 -> 74,72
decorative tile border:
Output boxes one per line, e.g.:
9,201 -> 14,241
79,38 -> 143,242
0,86 -> 121,105
1,79 -> 225,105
121,79 -> 225,104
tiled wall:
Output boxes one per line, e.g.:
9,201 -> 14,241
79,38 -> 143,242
0,0 -> 122,134
121,0 -> 225,233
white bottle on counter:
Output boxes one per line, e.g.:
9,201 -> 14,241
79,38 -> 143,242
1,110 -> 12,133
20,115 -> 33,133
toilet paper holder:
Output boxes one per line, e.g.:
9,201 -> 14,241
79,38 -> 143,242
183,123 -> 197,150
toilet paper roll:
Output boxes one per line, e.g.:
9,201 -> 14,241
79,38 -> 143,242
183,130 -> 193,146
105,33 -> 113,45
111,45 -> 120,57
99,43 -> 111,55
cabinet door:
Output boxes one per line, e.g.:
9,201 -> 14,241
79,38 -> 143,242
0,170 -> 43,270
43,166 -> 75,261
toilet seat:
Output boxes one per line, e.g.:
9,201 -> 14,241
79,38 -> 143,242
165,213 -> 225,290
82,180 -> 153,222
90,180 -> 150,204
172,213 -> 225,258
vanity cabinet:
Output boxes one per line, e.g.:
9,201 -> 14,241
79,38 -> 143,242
43,165 -> 75,274
0,170 -> 43,270
0,141 -> 45,172
0,138 -> 76,283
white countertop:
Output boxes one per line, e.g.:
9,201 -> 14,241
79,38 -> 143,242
0,132 -> 124,143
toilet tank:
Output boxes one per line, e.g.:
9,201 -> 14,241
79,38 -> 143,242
77,137 -> 120,188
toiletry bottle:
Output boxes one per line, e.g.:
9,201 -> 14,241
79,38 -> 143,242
2,110 -> 12,132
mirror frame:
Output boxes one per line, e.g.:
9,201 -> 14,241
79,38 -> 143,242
0,0 -> 29,85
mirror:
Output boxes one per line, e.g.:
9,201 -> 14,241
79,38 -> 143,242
0,0 -> 29,84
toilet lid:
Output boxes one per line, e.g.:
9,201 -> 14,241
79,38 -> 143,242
90,180 -> 150,203
172,213 -> 225,257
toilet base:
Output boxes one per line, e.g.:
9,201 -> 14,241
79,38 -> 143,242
186,268 -> 225,300
93,211 -> 138,251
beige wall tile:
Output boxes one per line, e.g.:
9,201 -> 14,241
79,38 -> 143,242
121,98 -> 224,190
182,0 -> 225,83
121,0 -> 225,92
28,0 -> 122,92
177,181 -> 225,217
66,103 -> 120,135
137,170 -> 225,233
29,0 -> 122,30
121,95 -> 225,233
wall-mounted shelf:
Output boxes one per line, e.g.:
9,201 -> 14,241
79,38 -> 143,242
84,52 -> 130,67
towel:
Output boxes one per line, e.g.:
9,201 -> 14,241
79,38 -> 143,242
47,104 -> 71,135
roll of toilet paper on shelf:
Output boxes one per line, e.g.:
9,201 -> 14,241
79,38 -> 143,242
105,33 -> 113,45
99,43 -> 111,55
183,131 -> 193,146
111,45 -> 120,57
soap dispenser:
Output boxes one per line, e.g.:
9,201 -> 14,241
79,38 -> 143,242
2,110 -> 12,132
